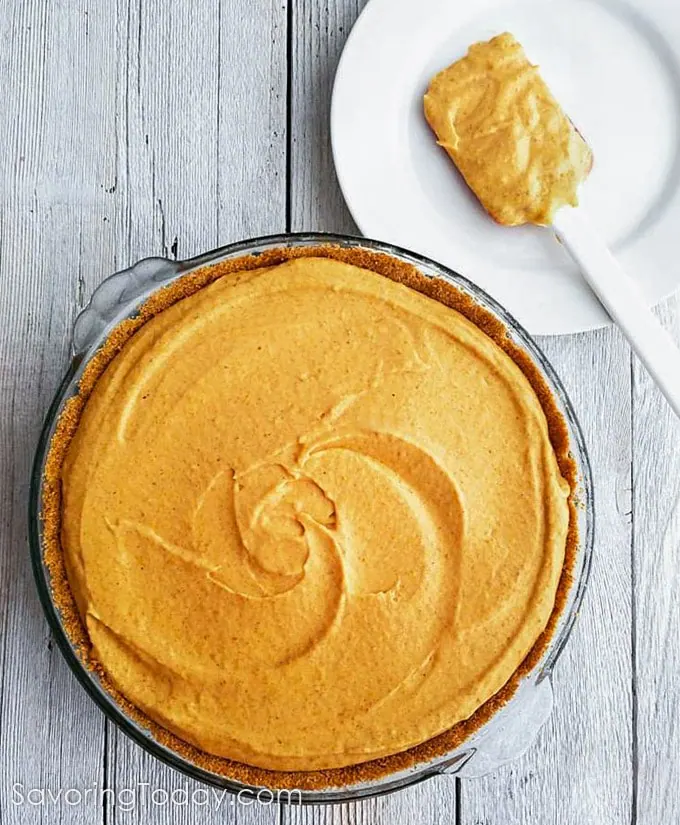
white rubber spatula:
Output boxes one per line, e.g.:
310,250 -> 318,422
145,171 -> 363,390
553,206 -> 680,418
423,33 -> 680,415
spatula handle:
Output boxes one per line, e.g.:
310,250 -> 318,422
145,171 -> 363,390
553,207 -> 680,419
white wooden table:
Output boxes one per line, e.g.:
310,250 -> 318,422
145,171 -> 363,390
1,1 -> 679,822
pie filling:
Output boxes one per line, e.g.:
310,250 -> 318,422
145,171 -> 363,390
60,256 -> 570,771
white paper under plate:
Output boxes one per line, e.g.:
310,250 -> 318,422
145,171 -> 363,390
331,0 -> 680,334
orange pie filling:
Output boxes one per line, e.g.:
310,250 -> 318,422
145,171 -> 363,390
58,256 -> 570,771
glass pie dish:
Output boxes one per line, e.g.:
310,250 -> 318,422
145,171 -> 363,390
29,233 -> 594,804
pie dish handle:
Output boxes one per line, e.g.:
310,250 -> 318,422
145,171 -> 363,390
436,676 -> 554,778
72,257 -> 183,357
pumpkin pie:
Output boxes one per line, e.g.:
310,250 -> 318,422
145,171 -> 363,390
43,246 -> 577,785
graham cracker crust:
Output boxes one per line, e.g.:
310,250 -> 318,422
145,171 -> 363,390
41,243 -> 579,791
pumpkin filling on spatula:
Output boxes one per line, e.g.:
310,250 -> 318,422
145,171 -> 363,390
424,32 -> 593,226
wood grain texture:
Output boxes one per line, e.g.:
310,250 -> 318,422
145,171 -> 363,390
288,781 -> 456,825
105,0 -> 285,823
0,1 -> 112,823
288,2 -> 455,821
462,330 -> 634,825
289,0 -> 361,234
287,1 -> 454,822
633,295 -> 680,825
282,0 -> 456,825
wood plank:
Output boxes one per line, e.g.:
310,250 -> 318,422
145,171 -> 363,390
288,781 -> 457,825
0,1 -> 116,822
462,330 -> 634,825
287,0 -> 456,821
633,295 -> 680,824
106,0 -> 286,822
289,0 -> 360,235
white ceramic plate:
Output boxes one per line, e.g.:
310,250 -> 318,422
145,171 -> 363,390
331,0 -> 680,334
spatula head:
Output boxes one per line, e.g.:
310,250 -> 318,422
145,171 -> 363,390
424,33 -> 593,227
